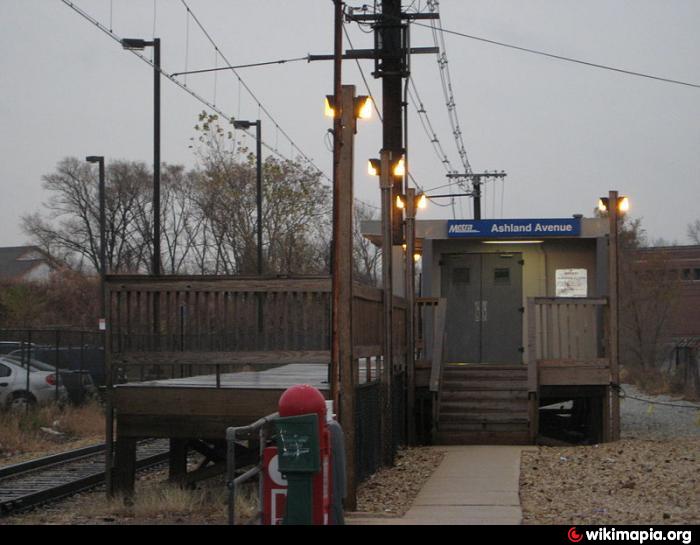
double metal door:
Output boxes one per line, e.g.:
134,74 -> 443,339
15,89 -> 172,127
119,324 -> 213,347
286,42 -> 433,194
441,253 -> 523,364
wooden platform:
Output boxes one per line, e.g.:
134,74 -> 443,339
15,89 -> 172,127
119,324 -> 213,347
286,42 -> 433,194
113,364 -> 331,439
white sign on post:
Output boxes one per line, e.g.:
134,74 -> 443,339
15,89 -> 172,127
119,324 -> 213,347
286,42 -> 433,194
555,269 -> 588,298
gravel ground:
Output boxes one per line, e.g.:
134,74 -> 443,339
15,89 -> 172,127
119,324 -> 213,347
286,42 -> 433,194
521,384 -> 700,525
353,447 -> 446,517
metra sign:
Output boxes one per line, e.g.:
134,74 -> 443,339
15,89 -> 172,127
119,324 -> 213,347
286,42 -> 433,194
447,218 -> 581,238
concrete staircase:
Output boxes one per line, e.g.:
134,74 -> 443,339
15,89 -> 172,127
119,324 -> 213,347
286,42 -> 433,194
435,364 -> 531,445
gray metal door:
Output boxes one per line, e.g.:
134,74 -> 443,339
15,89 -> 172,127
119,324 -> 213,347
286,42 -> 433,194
441,254 -> 481,363
480,253 -> 523,363
440,253 -> 523,363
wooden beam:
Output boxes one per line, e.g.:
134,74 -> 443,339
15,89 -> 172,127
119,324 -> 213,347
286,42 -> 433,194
112,350 -> 331,367
106,276 -> 332,293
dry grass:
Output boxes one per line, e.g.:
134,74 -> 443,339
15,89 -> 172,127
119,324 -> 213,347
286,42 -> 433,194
0,400 -> 105,460
621,365 -> 673,396
5,469 -> 259,525
621,364 -> 700,401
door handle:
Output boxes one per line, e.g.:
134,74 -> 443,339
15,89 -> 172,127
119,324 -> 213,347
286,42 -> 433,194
474,301 -> 481,322
481,300 -> 488,322
0,382 -> 8,387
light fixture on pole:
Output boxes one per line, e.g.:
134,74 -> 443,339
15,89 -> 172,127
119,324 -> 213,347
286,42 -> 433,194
233,119 -> 263,277
86,154 -> 110,495
121,37 -> 162,275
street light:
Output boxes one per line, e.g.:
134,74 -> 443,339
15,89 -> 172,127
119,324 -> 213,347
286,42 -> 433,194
85,155 -> 110,494
233,119 -> 263,277
121,37 -> 162,275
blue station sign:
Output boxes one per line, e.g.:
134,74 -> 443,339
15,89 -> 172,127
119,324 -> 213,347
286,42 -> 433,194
447,218 -> 581,238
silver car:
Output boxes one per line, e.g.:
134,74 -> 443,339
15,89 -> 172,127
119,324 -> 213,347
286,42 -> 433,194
0,356 -> 68,409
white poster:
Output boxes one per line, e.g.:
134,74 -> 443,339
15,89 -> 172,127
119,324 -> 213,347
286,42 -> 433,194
555,269 -> 588,298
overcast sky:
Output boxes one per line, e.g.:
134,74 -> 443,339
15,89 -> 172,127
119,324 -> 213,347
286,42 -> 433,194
1,0 -> 698,247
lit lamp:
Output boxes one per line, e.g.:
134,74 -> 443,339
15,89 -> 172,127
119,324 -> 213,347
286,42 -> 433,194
325,95 -> 372,120
598,195 -> 630,214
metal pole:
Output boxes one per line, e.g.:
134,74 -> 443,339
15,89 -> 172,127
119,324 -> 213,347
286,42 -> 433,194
380,149 -> 394,464
256,120 -> 264,334
405,188 -> 416,444
473,178 -> 482,220
153,38 -> 161,276
256,120 -> 263,277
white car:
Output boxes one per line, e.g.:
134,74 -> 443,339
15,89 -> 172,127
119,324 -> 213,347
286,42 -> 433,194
0,356 -> 68,409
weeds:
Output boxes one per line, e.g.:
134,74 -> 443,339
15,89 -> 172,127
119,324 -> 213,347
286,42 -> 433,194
0,399 -> 104,457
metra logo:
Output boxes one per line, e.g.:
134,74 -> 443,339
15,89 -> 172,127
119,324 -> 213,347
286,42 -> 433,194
448,223 -> 480,234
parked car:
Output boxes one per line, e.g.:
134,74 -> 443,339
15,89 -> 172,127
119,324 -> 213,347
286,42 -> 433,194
0,341 -> 35,355
1,355 -> 97,405
0,356 -> 68,410
9,345 -> 105,386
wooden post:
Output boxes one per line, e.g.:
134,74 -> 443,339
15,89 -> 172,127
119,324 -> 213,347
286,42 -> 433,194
608,190 -> 621,441
526,297 -> 539,443
405,188 -> 416,444
380,149 -> 394,464
169,439 -> 189,484
113,432 -> 137,498
335,85 -> 357,509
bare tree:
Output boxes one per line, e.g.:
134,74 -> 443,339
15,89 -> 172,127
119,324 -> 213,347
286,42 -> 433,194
192,112 -> 331,275
353,201 -> 380,286
688,219 -> 700,244
22,157 -> 151,273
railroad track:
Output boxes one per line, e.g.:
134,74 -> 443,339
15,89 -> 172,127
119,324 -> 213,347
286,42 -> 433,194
0,440 -> 170,517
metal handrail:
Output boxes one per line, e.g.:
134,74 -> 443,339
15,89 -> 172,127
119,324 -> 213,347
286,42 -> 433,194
225,412 -> 279,526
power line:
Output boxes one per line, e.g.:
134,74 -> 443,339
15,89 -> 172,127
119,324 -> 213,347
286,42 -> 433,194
426,0 -> 473,175
178,0 -> 331,179
171,56 -> 310,77
61,0 -> 333,189
413,21 -> 700,90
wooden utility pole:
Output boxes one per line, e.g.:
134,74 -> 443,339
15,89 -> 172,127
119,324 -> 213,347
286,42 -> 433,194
608,190 -> 621,441
336,85 -> 358,510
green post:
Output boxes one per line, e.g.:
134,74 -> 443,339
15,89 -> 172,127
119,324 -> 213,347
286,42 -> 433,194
274,414 -> 321,525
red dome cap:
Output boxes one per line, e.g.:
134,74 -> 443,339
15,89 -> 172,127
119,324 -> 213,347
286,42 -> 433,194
278,384 -> 327,418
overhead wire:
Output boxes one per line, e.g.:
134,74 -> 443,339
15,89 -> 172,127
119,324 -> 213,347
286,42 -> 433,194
412,21 -> 700,90
61,0 -> 334,191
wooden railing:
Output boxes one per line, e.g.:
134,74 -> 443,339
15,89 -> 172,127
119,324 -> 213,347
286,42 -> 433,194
107,275 -> 331,362
527,296 -> 609,391
106,275 -> 407,386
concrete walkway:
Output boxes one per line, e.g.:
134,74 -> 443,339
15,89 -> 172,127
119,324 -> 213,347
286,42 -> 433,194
349,445 -> 529,525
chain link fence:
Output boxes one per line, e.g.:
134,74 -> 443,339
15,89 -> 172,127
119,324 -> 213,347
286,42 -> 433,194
0,328 -> 103,405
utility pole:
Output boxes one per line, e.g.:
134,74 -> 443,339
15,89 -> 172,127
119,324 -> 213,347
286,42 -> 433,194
336,85 -> 358,511
607,190 -> 621,441
446,171 -> 507,219
404,188 -> 417,445
330,0 -> 343,422
379,149 -> 394,464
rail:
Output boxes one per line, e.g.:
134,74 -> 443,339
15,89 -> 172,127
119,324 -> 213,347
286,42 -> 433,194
0,440 -> 169,516
225,412 -> 279,526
